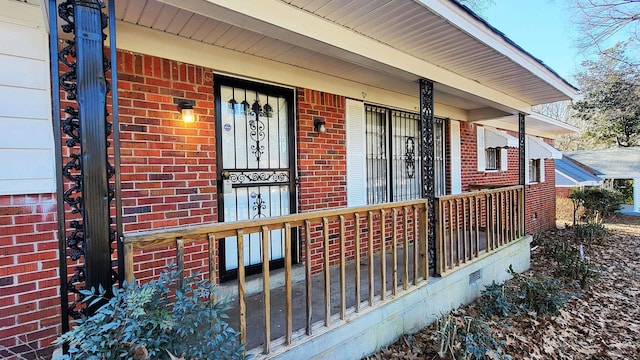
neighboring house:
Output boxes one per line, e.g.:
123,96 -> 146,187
554,154 -> 603,222
0,0 -> 578,358
568,148 -> 640,213
555,154 -> 603,194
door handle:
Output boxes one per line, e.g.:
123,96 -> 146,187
221,170 -> 231,180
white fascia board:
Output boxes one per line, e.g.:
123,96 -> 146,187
528,112 -> 579,133
475,113 -> 577,139
418,0 -> 578,100
158,0 -> 532,112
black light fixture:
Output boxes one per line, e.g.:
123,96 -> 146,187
314,117 -> 327,134
174,98 -> 196,123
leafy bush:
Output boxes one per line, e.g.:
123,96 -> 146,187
569,188 -> 622,224
574,223 -> 609,244
55,266 -> 245,360
436,312 -> 511,360
545,240 -> 599,289
507,266 -> 566,316
480,281 -> 513,317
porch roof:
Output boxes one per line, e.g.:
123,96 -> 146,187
101,0 -> 576,119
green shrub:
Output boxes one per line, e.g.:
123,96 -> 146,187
546,240 -> 599,289
574,223 -> 609,244
569,188 -> 622,224
436,312 -> 511,360
55,265 -> 244,360
480,281 -> 513,317
508,266 -> 566,316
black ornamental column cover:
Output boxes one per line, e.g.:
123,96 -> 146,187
519,112 -> 526,234
419,79 -> 436,271
74,0 -> 112,304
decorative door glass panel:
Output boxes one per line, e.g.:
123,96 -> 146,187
218,82 -> 293,273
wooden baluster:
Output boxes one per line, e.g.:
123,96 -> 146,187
391,208 -> 398,295
368,211 -> 374,306
236,230 -> 246,346
260,226 -> 271,353
354,213 -> 361,312
284,223 -> 293,345
422,203 -> 430,279
176,237 -> 184,286
412,205 -> 419,285
323,217 -> 331,326
437,199 -> 445,275
304,220 -> 312,335
124,243 -> 134,284
462,197 -> 468,262
402,207 -> 409,290
380,209 -> 387,301
448,200 -> 457,269
339,215 -> 346,320
208,233 -> 217,302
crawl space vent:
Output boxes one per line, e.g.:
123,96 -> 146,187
469,269 -> 481,285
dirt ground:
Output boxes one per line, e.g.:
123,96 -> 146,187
365,215 -> 640,359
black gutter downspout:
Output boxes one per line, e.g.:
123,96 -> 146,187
419,79 -> 436,273
518,112 -> 526,235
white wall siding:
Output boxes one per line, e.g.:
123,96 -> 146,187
0,3 -> 54,195
345,99 -> 367,207
449,120 -> 462,194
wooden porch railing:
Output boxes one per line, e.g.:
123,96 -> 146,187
124,199 -> 429,355
436,185 -> 525,275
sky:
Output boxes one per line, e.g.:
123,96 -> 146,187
481,1 -> 582,83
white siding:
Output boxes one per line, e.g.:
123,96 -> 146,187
476,125 -> 485,172
449,120 -> 462,194
0,3 -> 54,195
345,99 -> 366,207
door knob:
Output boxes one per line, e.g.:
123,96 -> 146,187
221,170 -> 230,180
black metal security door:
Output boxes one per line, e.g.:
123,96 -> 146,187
215,76 -> 296,281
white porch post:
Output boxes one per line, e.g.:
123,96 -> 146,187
634,177 -> 640,212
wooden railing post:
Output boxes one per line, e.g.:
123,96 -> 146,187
260,226 -> 271,353
379,209 -> 386,301
354,213 -> 361,312
304,220 -> 312,335
322,217 -> 330,326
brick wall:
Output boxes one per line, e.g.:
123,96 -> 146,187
525,158 -> 557,233
458,121 -> 557,234
116,50 -> 217,284
0,194 -> 59,357
459,122 -> 520,190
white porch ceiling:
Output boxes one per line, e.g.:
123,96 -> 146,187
113,0 -> 577,115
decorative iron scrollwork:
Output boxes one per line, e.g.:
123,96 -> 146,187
228,171 -> 289,184
419,79 -> 436,272
252,193 -> 267,218
405,137 -> 416,178
55,0 -> 117,320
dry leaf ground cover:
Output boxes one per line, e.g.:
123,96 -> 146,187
365,215 -> 640,359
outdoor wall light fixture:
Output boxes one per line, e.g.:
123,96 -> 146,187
175,98 -> 196,123
314,117 -> 327,134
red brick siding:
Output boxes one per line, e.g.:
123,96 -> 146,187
459,122 -> 519,191
525,153 -> 557,234
458,122 -> 557,233
117,50 -> 218,232
296,89 -> 347,212
0,194 -> 59,356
